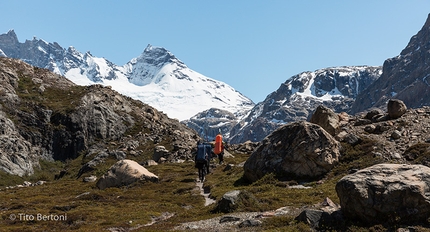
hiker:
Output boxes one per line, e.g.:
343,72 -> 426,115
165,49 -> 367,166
213,133 -> 224,164
195,140 -> 211,182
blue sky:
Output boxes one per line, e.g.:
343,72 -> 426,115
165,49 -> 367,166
1,1 -> 430,103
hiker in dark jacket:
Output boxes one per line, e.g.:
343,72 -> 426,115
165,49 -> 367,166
195,141 -> 212,181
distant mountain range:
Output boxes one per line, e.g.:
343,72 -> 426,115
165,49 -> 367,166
228,66 -> 382,143
2,13 -> 430,144
0,30 -> 254,121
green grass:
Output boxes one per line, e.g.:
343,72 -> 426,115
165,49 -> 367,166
0,161 -> 207,231
2,144 -> 430,231
2,95 -> 430,232
15,69 -> 87,115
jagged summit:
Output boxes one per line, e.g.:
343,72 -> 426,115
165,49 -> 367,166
140,44 -> 184,67
351,13 -> 430,113
0,32 -> 254,120
126,44 -> 188,86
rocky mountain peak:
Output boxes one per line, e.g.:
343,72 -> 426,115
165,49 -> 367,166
400,13 -> 430,56
137,44 -> 185,68
1,29 -> 18,43
351,13 -> 430,114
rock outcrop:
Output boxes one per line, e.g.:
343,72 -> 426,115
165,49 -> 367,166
243,121 -> 340,182
96,159 -> 158,190
214,190 -> 259,213
184,108 -> 238,141
336,163 -> 430,225
0,57 -> 200,176
310,105 -> 340,136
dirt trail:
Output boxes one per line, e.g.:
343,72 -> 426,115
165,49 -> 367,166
196,178 -> 216,206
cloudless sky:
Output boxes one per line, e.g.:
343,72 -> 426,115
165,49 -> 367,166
1,1 -> 430,103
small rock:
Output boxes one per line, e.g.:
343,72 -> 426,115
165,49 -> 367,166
238,219 -> 261,228
75,192 -> 91,199
288,185 -> 312,189
219,216 -> 240,223
364,125 -> 376,133
153,146 -> 169,162
365,108 -> 384,120
216,190 -> 241,213
23,181 -> 32,187
223,164 -> 234,171
35,180 -> 46,186
145,160 -> 158,166
296,209 -> 324,228
391,153 -> 402,159
354,118 -> 372,126
343,133 -> 361,145
83,175 -> 97,182
391,130 -> 402,140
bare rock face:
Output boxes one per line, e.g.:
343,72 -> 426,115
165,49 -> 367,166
336,163 -> 430,225
243,121 -> 340,182
351,14 -> 430,114
310,105 -> 340,136
184,108 -> 238,142
96,159 -> 158,190
0,111 -> 38,176
387,99 -> 407,119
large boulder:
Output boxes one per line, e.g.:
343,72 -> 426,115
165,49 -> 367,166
243,121 -> 340,182
310,105 -> 340,136
387,99 -> 407,119
336,163 -> 430,225
96,159 -> 158,190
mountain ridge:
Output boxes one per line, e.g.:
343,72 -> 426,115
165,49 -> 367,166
226,65 -> 382,143
0,30 -> 254,120
351,13 -> 430,113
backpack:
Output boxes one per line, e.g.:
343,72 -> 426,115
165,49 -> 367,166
196,143 -> 211,162
214,134 -> 223,155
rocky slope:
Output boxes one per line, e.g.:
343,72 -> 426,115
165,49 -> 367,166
0,57 -> 200,176
0,31 -> 254,120
183,108 -> 238,141
351,13 -> 430,113
228,66 -> 381,143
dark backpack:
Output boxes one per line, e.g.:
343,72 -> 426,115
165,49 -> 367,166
196,143 -> 211,162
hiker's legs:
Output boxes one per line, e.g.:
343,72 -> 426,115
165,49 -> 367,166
218,151 -> 224,164
196,162 -> 204,181
198,167 -> 204,182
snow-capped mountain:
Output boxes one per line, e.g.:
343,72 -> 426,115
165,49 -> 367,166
228,66 -> 382,143
0,30 -> 254,120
